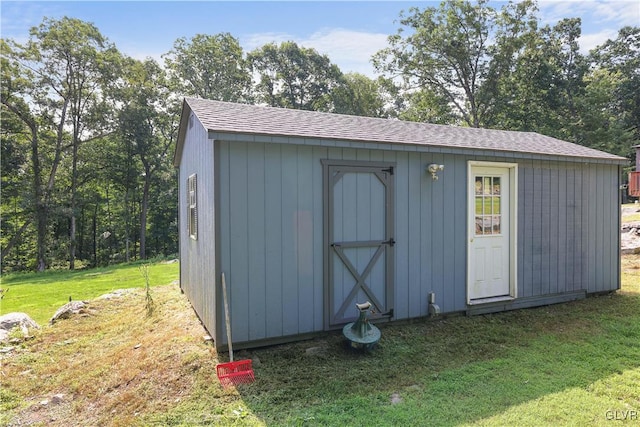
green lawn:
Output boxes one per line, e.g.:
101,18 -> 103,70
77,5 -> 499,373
234,289 -> 640,426
0,259 -> 179,325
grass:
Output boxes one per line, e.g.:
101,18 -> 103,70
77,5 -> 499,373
1,255 -> 639,426
0,259 -> 179,325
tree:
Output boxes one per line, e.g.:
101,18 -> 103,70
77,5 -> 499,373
2,17 -> 183,272
575,68 -> 635,157
373,0 -> 539,127
248,41 -> 343,111
0,57 -> 35,269
1,38 -> 63,271
118,57 -> 178,260
332,73 -> 389,117
397,88 -> 459,124
2,18 -> 121,270
163,33 -> 251,101
488,17 -> 589,141
587,26 -> 640,160
25,17 -> 120,269
2,40 -> 37,269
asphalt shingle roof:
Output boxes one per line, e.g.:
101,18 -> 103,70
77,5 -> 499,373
183,97 -> 627,163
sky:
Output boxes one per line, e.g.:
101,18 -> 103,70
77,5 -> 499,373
1,1 -> 639,77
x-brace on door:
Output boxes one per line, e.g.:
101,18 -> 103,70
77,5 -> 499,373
322,160 -> 395,328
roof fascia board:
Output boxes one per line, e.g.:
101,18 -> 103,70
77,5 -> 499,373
208,130 -> 628,166
173,99 -> 192,168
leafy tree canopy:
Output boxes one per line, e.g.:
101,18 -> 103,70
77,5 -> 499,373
163,33 -> 251,102
373,0 -> 550,128
248,41 -> 343,111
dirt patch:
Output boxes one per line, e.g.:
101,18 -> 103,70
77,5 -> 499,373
621,205 -> 640,254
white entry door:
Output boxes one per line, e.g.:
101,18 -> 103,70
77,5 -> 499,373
468,163 -> 517,302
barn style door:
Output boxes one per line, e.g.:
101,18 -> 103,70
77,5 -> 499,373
323,160 -> 395,328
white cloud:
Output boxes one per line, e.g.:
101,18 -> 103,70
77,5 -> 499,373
124,48 -> 166,65
242,32 -> 293,50
241,28 -> 389,78
537,0 -> 639,52
581,0 -> 639,26
579,28 -> 619,52
539,0 -> 639,26
302,29 -> 389,76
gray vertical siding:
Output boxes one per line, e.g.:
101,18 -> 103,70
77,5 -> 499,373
217,142 -> 471,344
178,113 -> 218,343
516,160 -> 620,297
181,121 -> 620,348
218,142 -> 328,344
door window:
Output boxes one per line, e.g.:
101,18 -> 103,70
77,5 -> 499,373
474,176 -> 501,235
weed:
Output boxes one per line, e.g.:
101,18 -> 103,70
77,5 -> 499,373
139,264 -> 155,317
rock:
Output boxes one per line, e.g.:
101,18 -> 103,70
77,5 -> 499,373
621,222 -> 640,254
390,393 -> 403,404
0,312 -> 40,331
98,289 -> 129,300
305,346 -> 328,357
49,301 -> 88,325
0,313 -> 40,342
50,394 -> 65,405
304,340 -> 329,357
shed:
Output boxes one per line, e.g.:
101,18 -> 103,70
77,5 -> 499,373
174,97 -> 627,350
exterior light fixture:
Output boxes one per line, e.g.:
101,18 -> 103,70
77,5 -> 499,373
427,164 -> 444,180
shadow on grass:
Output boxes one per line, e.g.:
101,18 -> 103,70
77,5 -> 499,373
234,292 -> 640,426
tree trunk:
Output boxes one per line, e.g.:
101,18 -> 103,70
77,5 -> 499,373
92,203 -> 98,267
31,131 -> 47,272
104,183 -> 114,261
124,188 -> 131,263
69,141 -> 79,270
35,201 -> 47,272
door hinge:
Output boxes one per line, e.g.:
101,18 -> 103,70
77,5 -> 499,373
381,167 -> 394,175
